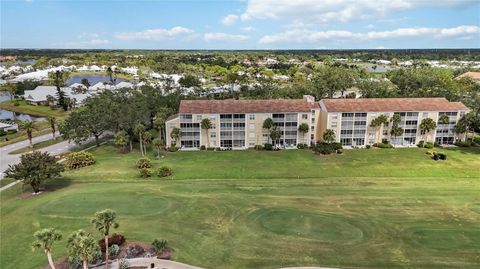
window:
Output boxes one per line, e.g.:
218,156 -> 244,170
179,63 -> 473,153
302,114 -> 308,119
196,115 -> 202,121
249,132 -> 255,138
209,116 -> 216,121
210,132 -> 216,138
342,113 -> 354,118
249,114 -> 255,120
423,112 -> 428,118
249,124 -> 255,129
355,113 -> 367,117
249,141 -> 255,146
311,126 -> 314,131
180,114 -> 192,120
331,122 -> 337,128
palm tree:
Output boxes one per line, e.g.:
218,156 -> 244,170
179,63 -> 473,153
201,118 -> 212,147
152,138 -> 164,159
47,116 -> 57,140
170,127 -> 181,147
390,114 -> 403,146
420,118 -> 437,143
298,123 -> 309,145
142,130 -> 153,155
67,230 -> 99,269
154,108 -> 171,140
20,120 -> 35,148
269,126 -> 281,148
262,118 -> 274,144
91,209 -> 119,269
114,130 -> 130,153
369,114 -> 388,143
134,123 -> 146,156
322,129 -> 336,143
439,114 -> 450,125
32,228 -> 62,269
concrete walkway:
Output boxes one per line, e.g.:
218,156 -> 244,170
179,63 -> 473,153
92,258 -> 205,269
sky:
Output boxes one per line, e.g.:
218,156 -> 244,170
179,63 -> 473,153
1,0 -> 479,49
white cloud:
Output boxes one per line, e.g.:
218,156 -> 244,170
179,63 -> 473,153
241,26 -> 256,32
221,14 -> 239,26
114,26 -> 196,41
61,39 -> 111,48
204,32 -> 249,42
77,32 -> 99,39
259,25 -> 480,44
239,0 -> 474,23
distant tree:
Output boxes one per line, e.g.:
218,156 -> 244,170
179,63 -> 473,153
420,118 -> 437,143
142,130 -> 154,155
5,151 -> 64,193
170,127 -> 181,146
114,130 -> 130,153
106,67 -> 116,85
323,129 -> 336,143
0,83 -> 17,100
32,228 -> 62,269
201,118 -> 212,147
47,116 -> 57,140
80,78 -> 90,88
49,71 -> 69,111
438,114 -> 450,125
262,118 -> 274,143
67,230 -> 99,269
269,126 -> 281,148
154,108 -> 171,140
310,65 -> 357,99
91,209 -> 119,269
178,74 -> 201,88
298,123 -> 309,144
19,120 -> 35,148
134,123 -> 146,156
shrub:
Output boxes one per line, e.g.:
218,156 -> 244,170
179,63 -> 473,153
337,149 -> 344,154
373,142 -> 393,149
297,143 -> 308,149
433,152 -> 439,160
152,239 -> 169,252
99,233 -> 125,251
424,142 -> 434,149
136,157 -> 152,169
473,136 -> 480,145
65,152 -> 95,169
207,147 -> 215,151
139,168 -> 152,178
365,145 -> 371,149
215,147 -> 221,151
381,138 -> 389,144
109,244 -> 120,258
200,145 -> 206,150
417,140 -> 424,148
263,143 -> 273,151
455,141 -> 471,147
313,142 -> 338,155
0,129 -> 6,136
157,166 -> 173,177
254,145 -> 263,150
6,129 -> 17,135
119,259 -> 130,269
168,146 -> 178,152
434,142 -> 440,147
438,152 -> 447,160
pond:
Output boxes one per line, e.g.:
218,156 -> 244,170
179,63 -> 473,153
67,74 -> 128,86
0,91 -> 45,122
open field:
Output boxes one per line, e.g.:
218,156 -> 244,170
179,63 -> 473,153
1,146 -> 479,269
0,100 -> 67,118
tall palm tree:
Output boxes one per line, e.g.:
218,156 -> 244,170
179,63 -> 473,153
142,130 -> 153,155
134,123 -> 146,156
47,116 -> 57,140
201,118 -> 212,147
298,123 -> 309,145
439,114 -> 450,125
322,129 -> 336,143
263,118 -> 274,144
67,230 -> 99,269
32,228 -> 62,269
152,138 -> 164,159
91,209 -> 119,269
369,114 -> 388,143
420,118 -> 437,143
269,126 -> 281,148
170,127 -> 181,147
20,120 -> 35,148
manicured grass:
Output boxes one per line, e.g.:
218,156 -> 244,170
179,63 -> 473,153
0,100 -> 67,118
1,147 -> 479,269
8,137 -> 64,155
0,178 -> 15,188
0,121 -> 53,147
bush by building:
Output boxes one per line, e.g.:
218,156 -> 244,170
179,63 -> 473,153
65,151 -> 95,169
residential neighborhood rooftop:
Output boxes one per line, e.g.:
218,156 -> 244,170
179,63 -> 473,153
320,97 -> 469,112
178,98 -> 315,114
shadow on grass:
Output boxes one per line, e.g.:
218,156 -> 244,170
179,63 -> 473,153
442,146 -> 480,155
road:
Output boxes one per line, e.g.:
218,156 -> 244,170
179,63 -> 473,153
0,132 -> 77,179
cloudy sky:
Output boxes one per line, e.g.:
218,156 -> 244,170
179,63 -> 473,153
1,0 -> 479,49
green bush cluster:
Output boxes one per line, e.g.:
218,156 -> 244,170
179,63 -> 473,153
424,142 -> 434,149
168,146 -> 178,152
417,140 -> 424,148
200,145 -> 206,150
263,143 -> 273,151
432,152 -> 447,161
157,166 -> 173,177
0,129 -> 6,136
65,152 -> 95,169
152,239 -> 169,252
136,157 -> 152,169
6,129 -> 17,135
139,168 -> 152,178
373,142 -> 393,149
313,142 -> 342,155
296,143 -> 308,149
254,145 -> 263,150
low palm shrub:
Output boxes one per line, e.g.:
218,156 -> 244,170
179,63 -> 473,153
152,239 -> 169,252
424,142 -> 434,149
65,151 -> 95,169
263,143 -> 273,150
136,157 -> 152,169
373,143 -> 393,149
157,166 -> 173,177
139,168 -> 152,178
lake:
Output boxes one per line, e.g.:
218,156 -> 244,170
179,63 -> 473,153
67,74 -> 128,86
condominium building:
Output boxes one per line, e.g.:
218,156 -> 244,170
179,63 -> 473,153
165,96 -> 320,149
318,98 -> 469,147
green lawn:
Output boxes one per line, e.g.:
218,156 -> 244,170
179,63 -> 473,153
0,100 -> 67,118
1,146 -> 479,269
8,137 -> 65,155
